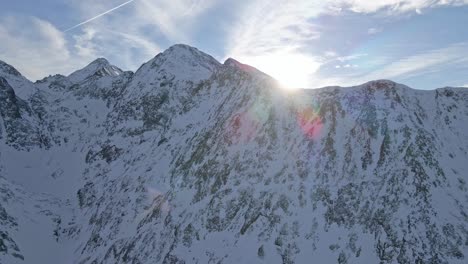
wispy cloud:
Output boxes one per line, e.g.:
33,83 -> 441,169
0,0 -> 216,79
0,16 -> 82,80
359,42 -> 468,80
330,0 -> 468,14
337,53 -> 368,62
225,0 -> 468,88
225,1 -> 325,87
227,1 -> 323,57
72,0 -> 217,43
226,0 -> 468,59
318,42 -> 468,87
69,0 -> 216,65
367,27 -> 383,35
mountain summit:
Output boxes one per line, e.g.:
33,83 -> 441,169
68,57 -> 123,83
0,44 -> 467,264
133,44 -> 221,83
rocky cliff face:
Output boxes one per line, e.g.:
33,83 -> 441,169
0,44 -> 467,264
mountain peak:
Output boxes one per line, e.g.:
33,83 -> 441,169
223,57 -> 261,73
364,79 -> 399,89
89,57 -> 111,66
0,60 -> 33,98
165,43 -> 199,52
159,44 -> 221,68
68,58 -> 123,83
134,44 -> 221,83
223,57 -> 243,68
163,44 -> 211,56
0,60 -> 23,78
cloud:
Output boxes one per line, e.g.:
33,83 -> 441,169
64,0 -> 216,70
324,51 -> 338,57
330,0 -> 468,14
320,42 -> 468,87
0,0 -> 217,80
361,42 -> 468,80
367,27 -> 383,35
226,1 -> 323,56
0,14 -> 159,81
225,0 -> 468,58
224,0 -> 468,88
337,53 -> 368,62
69,0 -> 217,43
0,16 -> 82,80
225,1 -> 325,87
70,25 -> 161,72
462,84 -> 468,87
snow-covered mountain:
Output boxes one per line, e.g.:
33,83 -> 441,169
0,44 -> 467,264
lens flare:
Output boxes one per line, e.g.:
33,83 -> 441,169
296,101 -> 323,140
225,98 -> 270,144
226,93 -> 326,143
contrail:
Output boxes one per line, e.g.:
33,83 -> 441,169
64,0 -> 136,32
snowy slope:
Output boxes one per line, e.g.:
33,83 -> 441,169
0,44 -> 467,264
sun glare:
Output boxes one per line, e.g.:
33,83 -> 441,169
237,52 -> 319,90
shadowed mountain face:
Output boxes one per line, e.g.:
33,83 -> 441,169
0,44 -> 467,264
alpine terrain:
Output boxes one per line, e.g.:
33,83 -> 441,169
0,44 -> 467,264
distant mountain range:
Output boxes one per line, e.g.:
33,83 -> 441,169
0,44 -> 467,263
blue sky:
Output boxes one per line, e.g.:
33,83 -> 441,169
1,0 -> 468,89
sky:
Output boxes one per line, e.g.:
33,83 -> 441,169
1,0 -> 468,89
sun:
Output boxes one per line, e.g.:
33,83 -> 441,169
275,64 -> 310,90
236,52 -> 319,90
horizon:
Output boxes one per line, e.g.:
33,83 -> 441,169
1,1 -> 468,89
2,43 -> 468,91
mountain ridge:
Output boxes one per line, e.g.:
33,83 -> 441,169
1,44 -> 467,90
0,44 -> 467,264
